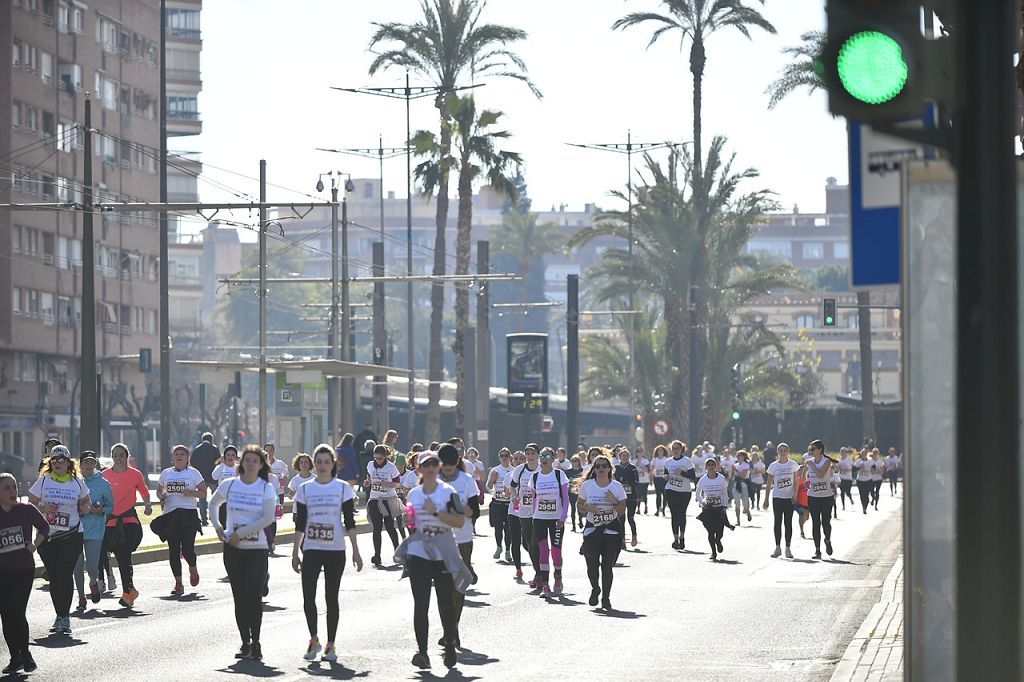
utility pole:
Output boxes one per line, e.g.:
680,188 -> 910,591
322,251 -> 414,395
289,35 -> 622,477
341,186 -> 354,432
328,179 -> 339,445
159,0 -> 170,465
258,160 -> 267,445
80,94 -> 97,454
566,274 -> 579,455
372,241 -> 388,437
476,240 -> 490,463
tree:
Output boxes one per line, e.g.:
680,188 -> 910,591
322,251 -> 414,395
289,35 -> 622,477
491,210 -> 563,311
369,0 -> 540,441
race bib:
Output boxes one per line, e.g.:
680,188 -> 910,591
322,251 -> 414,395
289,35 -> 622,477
371,482 -> 387,494
233,524 -> 258,543
706,496 -> 721,506
397,487 -> 410,497
668,476 -> 686,488
592,509 -> 616,525
306,523 -> 335,543
419,525 -> 445,536
0,526 -> 25,553
165,481 -> 188,495
495,488 -> 510,502
812,481 -> 829,493
521,492 -> 534,507
47,511 -> 70,529
537,498 -> 557,514
623,484 -> 633,495
776,476 -> 793,491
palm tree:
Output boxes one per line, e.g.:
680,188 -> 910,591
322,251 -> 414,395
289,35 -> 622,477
491,211 -> 564,313
612,0 -> 776,168
368,0 -> 540,440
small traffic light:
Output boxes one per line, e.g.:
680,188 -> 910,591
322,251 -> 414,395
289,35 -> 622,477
823,298 -> 838,327
139,347 -> 152,373
731,410 -> 741,422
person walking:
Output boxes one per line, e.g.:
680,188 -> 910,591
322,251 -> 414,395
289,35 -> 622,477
73,452 -> 114,610
509,444 -> 542,588
577,452 -> 627,611
365,444 -> 402,566
804,440 -> 836,559
503,451 -> 527,580
664,440 -> 696,550
650,445 -> 668,515
614,448 -> 641,548
190,432 -> 220,526
763,443 -> 799,559
486,448 -> 513,561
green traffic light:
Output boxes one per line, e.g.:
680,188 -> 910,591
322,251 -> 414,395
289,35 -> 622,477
837,31 -> 908,105
731,411 -> 741,421
825,315 -> 834,325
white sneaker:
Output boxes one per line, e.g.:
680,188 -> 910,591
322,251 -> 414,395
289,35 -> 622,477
771,546 -> 782,558
303,641 -> 322,661
107,573 -> 117,592
785,547 -> 794,559
322,644 -> 337,662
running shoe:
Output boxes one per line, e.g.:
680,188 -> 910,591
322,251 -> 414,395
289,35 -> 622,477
711,551 -> 718,562
785,547 -> 794,559
3,656 -> 24,674
22,650 -> 36,672
235,643 -> 251,659
771,546 -> 782,558
800,530 -> 806,539
504,550 -> 513,563
107,571 -> 117,591
304,640 -> 322,661
671,540 -> 679,550
170,580 -> 184,596
589,588 -> 600,606
50,617 -> 61,633
553,579 -> 564,594
528,575 -> 538,589
189,565 -> 200,587
412,652 -> 430,669
59,617 -> 72,634
262,574 -> 270,598
89,581 -> 101,603
322,644 -> 337,662
813,551 -> 823,559
493,547 -> 501,560
370,555 -> 382,567
716,540 -> 724,553
119,588 -> 139,608
514,569 -> 523,581
746,511 -> 752,522
825,540 -> 834,556
77,596 -> 87,611
601,598 -> 612,611
98,576 -> 106,593
541,584 -> 551,598
631,534 -> 638,548
249,643 -> 263,661
443,646 -> 457,668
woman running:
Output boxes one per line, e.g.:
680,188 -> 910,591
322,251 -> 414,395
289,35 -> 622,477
210,444 -> 278,661
287,453 -> 315,500
763,443 -> 799,558
28,445 -> 91,635
1,472 -> 47,674
577,452 -> 627,611
566,455 -> 585,532
885,448 -> 901,496
870,448 -> 884,507
795,464 -> 810,539
365,444 -> 402,566
854,449 -> 872,514
614,448 -> 640,548
438,444 -> 480,646
529,448 -> 570,596
651,445 -> 668,516
152,444 -> 206,595
102,443 -> 152,608
394,450 -> 472,670
837,447 -> 855,511
503,451 -> 527,580
804,440 -> 835,559
732,450 -> 752,526
695,458 -> 730,561
635,448 -> 651,514
664,440 -> 696,550
397,452 -> 419,537
212,446 -> 239,488
292,444 -> 363,662
509,444 -> 542,587
486,448 -> 513,561
74,452 -> 114,610
749,450 -> 766,509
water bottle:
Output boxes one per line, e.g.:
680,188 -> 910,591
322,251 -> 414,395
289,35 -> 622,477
274,504 -> 283,520
405,503 -> 416,531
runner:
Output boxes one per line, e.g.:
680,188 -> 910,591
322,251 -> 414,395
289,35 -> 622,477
795,463 -> 810,539
719,447 -> 738,525
264,443 -> 289,555
831,467 -> 842,519
398,452 -> 420,541
209,445 -> 278,661
577,452 -> 627,611
854,449 -> 872,514
27,446 -> 90,634
287,453 -> 315,499
566,455 -> 585,532
614,447 -> 640,548
664,440 -> 696,550
292,444 -> 363,662
650,445 -> 669,516
503,451 -> 527,580
393,450 -> 473,670
635,447 -> 651,514
885,447 -> 901,496
73,452 -> 114,610
152,444 -> 206,595
508,444 -> 541,587
804,440 -> 836,559
212,446 -> 239,488
466,447 -> 486,500
695,458 -> 730,561
365,444 -> 402,566
554,447 -> 573,473
101,443 -> 152,608
692,443 -> 714,480
837,447 -> 855,511
0,472 -> 47,674
438,443 -> 480,646
530,448 -> 570,596
486,448 -> 513,561
763,443 -> 799,558
749,450 -> 766,509
732,450 -> 752,525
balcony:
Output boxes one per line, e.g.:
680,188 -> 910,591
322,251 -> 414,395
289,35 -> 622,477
166,68 -> 201,85
167,27 -> 200,40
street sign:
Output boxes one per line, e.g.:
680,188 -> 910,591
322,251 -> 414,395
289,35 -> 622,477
653,419 -> 669,436
507,334 -> 548,394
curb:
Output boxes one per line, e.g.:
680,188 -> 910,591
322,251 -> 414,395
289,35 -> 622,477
831,555 -> 904,681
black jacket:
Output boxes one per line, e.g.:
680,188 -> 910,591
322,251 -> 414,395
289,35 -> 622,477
190,441 -> 220,486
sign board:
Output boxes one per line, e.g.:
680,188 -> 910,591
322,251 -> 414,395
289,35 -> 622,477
280,389 -> 294,403
476,429 -> 488,441
507,394 -> 548,414
653,419 -> 669,436
507,333 -> 548,395
138,348 -> 152,374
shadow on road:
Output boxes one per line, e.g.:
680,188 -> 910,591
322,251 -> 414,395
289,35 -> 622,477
261,604 -> 287,612
456,648 -> 499,667
414,667 -> 481,681
157,593 -> 207,603
713,559 -> 741,565
462,599 -> 490,608
594,608 -> 646,620
216,660 -> 285,677
73,607 -> 147,621
300,661 -> 371,679
32,633 -> 87,649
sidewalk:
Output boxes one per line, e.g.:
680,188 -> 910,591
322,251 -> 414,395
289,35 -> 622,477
831,555 -> 904,681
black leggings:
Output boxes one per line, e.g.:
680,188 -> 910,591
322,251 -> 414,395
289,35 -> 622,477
772,497 -> 795,547
105,523 -> 143,591
624,499 -> 638,536
638,483 -> 650,512
700,506 -> 727,554
520,517 -> 540,574
507,515 -> 523,570
888,473 -> 898,495
653,477 -> 667,512
1,569 -> 33,656
839,480 -> 854,508
857,480 -> 872,512
407,556 -> 457,655
871,481 -> 882,505
38,533 -> 83,618
568,492 -> 580,529
583,531 -> 621,599
665,489 -> 691,540
224,545 -> 268,645
167,530 -> 197,578
301,550 -> 345,642
808,496 -> 833,553
368,499 -> 399,560
490,501 -> 510,550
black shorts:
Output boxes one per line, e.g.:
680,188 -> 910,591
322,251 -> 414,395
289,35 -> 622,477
489,500 -> 510,527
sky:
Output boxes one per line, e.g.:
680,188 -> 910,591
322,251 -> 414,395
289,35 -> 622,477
186,0 -> 846,233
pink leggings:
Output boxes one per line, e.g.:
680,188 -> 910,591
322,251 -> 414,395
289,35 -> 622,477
533,519 -> 564,581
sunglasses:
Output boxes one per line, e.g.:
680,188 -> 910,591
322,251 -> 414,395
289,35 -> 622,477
50,456 -> 69,463
419,460 -> 439,467
593,463 -> 610,470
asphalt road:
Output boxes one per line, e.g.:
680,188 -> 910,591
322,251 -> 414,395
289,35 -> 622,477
12,490 -> 903,681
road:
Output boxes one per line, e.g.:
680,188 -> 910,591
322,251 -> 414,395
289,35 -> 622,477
15,490 -> 902,681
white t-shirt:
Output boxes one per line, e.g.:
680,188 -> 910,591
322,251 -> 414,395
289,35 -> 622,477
158,466 -> 204,512
288,473 -> 314,496
695,474 -> 728,508
766,459 -> 800,499
295,478 -> 356,553
885,456 -> 900,473
733,461 -> 750,480
398,469 -> 419,497
268,459 -> 289,493
406,481 -> 459,560
806,457 -> 835,498
719,455 -> 737,479
664,456 -> 694,492
579,479 -> 626,536
509,463 -> 540,519
222,477 -> 277,549
29,476 -> 90,536
531,469 -> 567,520
838,457 -> 854,481
212,463 -> 237,485
750,461 -> 766,485
651,456 -> 668,478
861,459 -> 881,481
442,470 -> 478,544
367,461 -> 401,499
490,465 -> 512,503
637,458 -> 651,483
469,459 -> 486,481
692,452 -> 714,479
554,458 -> 573,473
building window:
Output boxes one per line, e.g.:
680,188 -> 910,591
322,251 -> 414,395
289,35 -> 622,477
42,111 -> 55,138
802,242 -> 825,260
59,62 -> 82,92
96,16 -> 120,54
58,296 -> 73,327
95,72 -> 119,111
165,8 -> 200,38
41,293 -> 54,325
40,51 -> 53,84
796,313 -> 816,329
25,290 -> 39,317
12,40 -> 22,67
70,3 -> 83,33
834,242 -> 850,260
23,105 -> 38,133
11,101 -> 22,128
12,287 -> 22,315
845,313 -> 859,329
14,353 -> 37,382
167,96 -> 198,120
58,1 -> 70,32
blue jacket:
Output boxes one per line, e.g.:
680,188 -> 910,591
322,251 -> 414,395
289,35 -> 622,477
82,471 -> 115,540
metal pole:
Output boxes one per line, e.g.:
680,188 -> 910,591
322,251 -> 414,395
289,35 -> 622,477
372,241 -> 388,437
464,326 -> 476,446
95,369 -> 102,454
406,73 -> 416,444
626,130 -> 636,451
341,191 -> 353,432
258,160 -> 267,445
80,94 -> 97,454
689,284 -> 699,444
567,274 -> 579,454
476,240 -> 491,463
159,0 -> 170,466
379,135 -> 386,243
328,182 -> 339,445
954,0 -> 1020,678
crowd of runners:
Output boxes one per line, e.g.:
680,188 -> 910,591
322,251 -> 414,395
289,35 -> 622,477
0,432 -> 901,674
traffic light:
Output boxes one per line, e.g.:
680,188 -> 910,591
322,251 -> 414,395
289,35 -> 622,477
730,364 -> 741,421
821,0 -> 952,122
823,298 -> 838,327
